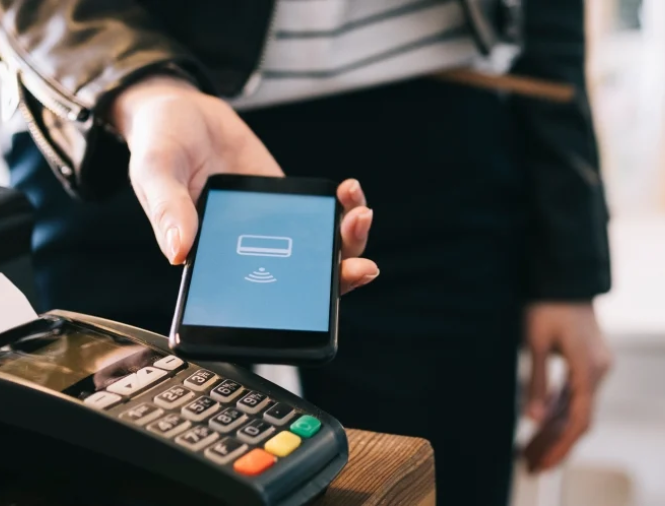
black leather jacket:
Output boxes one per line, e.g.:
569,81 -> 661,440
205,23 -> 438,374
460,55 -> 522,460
0,0 -> 610,300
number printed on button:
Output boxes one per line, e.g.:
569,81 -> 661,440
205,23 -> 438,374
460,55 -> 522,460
237,391 -> 270,415
184,370 -> 217,391
176,425 -> 219,451
209,407 -> 247,433
210,380 -> 244,403
237,419 -> 275,445
147,414 -> 191,438
154,386 -> 195,409
182,396 -> 220,422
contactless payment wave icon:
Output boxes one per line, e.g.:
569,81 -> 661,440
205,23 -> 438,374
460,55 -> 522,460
245,268 -> 277,283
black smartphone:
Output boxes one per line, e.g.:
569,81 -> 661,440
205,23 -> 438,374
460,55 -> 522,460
170,174 -> 342,365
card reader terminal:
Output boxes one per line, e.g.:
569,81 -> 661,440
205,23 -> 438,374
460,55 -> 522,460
0,310 -> 348,506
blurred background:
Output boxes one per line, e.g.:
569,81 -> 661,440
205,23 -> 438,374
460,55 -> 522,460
513,0 -> 665,505
0,0 -> 663,505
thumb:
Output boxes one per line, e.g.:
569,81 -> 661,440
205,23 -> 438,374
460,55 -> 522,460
527,344 -> 549,424
131,151 -> 199,264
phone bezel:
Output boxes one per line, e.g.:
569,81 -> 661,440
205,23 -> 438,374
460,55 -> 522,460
169,175 -> 342,365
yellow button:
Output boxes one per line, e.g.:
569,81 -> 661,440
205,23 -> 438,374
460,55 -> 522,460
265,431 -> 302,457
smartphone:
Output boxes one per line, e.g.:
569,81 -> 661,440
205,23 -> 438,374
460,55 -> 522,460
170,174 -> 342,365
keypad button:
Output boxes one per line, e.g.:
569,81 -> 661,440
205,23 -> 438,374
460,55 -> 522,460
233,449 -> 276,476
153,355 -> 185,371
263,403 -> 297,426
183,369 -> 218,392
237,419 -> 275,445
176,425 -> 219,451
147,414 -> 191,439
83,391 -> 122,410
236,391 -> 270,415
209,408 -> 248,434
290,415 -> 322,439
136,367 -> 168,389
107,373 -> 141,396
120,403 -> 164,426
154,386 -> 195,409
265,431 -> 302,458
210,380 -> 244,403
204,437 -> 248,466
181,396 -> 220,422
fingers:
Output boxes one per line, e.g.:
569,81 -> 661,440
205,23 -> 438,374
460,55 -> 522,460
338,178 -> 367,211
341,206 -> 373,258
338,179 -> 372,258
536,355 -> 595,470
340,258 -> 379,295
526,345 -> 549,424
130,150 -> 198,265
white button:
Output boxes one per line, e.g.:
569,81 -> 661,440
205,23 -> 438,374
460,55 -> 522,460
148,414 -> 192,439
176,426 -> 219,451
183,370 -> 218,392
204,439 -> 248,466
84,391 -> 122,410
154,386 -> 196,410
136,367 -> 168,389
107,374 -> 141,396
153,355 -> 185,371
181,397 -> 221,423
120,403 -> 164,426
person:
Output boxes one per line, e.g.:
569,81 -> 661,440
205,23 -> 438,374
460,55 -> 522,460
0,1 -> 613,504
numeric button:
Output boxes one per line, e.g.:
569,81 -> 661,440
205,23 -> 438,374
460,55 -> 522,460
210,380 -> 244,403
237,391 -> 270,415
147,414 -> 191,438
209,408 -> 248,434
120,403 -> 163,426
176,425 -> 219,451
182,396 -> 220,422
204,437 -> 248,465
154,386 -> 195,409
237,419 -> 275,445
184,370 -> 218,392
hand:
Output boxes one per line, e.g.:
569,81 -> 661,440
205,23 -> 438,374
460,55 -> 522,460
523,303 -> 613,472
111,75 -> 379,294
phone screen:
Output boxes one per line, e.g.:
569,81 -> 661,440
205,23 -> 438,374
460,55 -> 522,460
182,189 -> 337,332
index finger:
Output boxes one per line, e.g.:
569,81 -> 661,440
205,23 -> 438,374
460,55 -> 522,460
538,362 -> 595,469
338,179 -> 367,213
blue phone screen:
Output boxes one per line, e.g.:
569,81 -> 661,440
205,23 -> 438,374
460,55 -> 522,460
182,189 -> 337,332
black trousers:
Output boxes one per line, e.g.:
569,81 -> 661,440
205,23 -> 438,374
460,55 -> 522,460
9,79 -> 527,506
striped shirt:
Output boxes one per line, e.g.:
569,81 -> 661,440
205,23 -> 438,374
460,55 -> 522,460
230,0 -> 480,110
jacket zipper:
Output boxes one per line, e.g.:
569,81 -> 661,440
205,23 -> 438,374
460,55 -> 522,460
240,2 -> 279,97
17,82 -> 74,179
20,70 -> 89,122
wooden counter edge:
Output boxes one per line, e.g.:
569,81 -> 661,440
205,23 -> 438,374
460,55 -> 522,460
318,429 -> 436,506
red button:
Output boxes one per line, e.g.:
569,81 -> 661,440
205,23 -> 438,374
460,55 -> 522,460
233,448 -> 276,476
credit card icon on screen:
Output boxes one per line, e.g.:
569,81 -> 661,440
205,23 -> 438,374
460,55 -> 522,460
236,235 -> 293,258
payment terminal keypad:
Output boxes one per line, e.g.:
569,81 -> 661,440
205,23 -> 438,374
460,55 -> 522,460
100,361 -> 324,478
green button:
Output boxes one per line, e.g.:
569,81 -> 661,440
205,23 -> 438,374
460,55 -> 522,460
290,415 -> 321,438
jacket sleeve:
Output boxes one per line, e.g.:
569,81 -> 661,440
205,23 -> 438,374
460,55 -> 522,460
0,0 -> 217,200
510,0 -> 611,300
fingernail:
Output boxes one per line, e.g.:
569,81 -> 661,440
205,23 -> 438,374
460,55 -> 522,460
355,209 -> 373,241
355,270 -> 380,289
349,179 -> 363,203
166,227 -> 180,263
